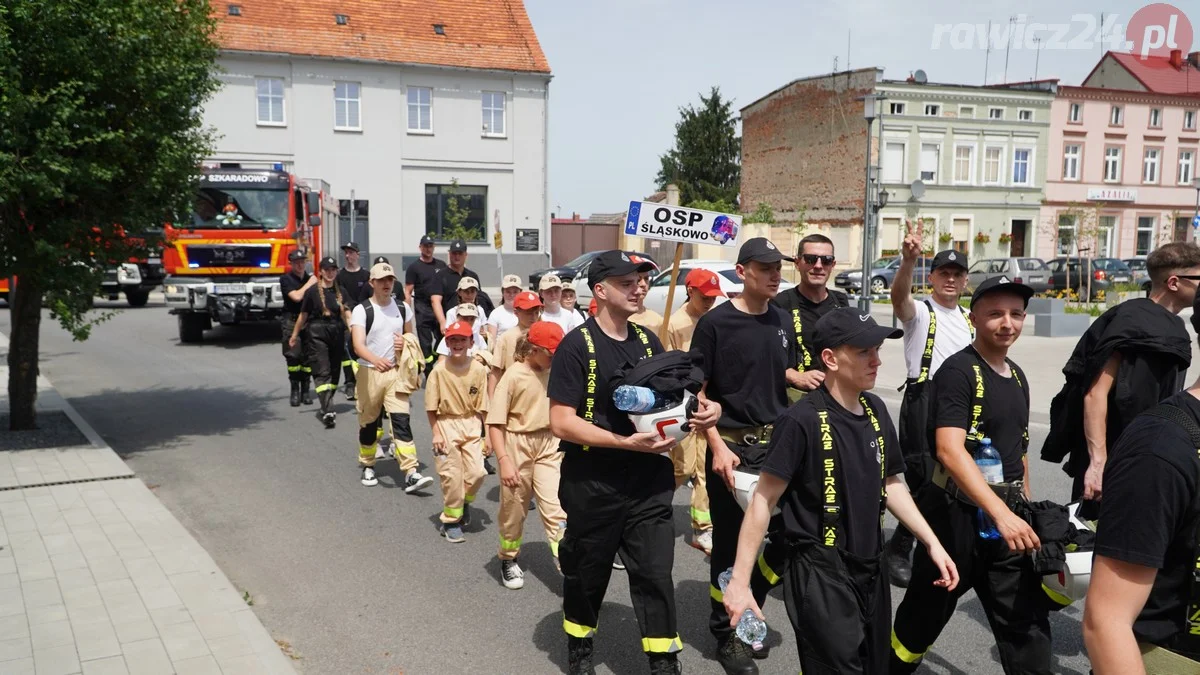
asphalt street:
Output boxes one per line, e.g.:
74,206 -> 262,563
2,298 -> 1092,674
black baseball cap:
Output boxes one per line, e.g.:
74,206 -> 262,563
931,249 -> 968,272
587,250 -> 656,288
812,307 -> 904,352
970,275 -> 1034,309
373,255 -> 389,265
449,239 -> 467,253
340,241 -> 360,252
287,250 -> 305,262
737,237 -> 792,265
419,234 -> 435,246
319,255 -> 338,269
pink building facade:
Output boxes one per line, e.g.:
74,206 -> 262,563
1039,86 -> 1200,260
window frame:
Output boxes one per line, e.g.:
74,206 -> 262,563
953,142 -> 976,185
1110,105 -> 1124,127
982,145 -> 1005,186
1068,102 -> 1082,124
923,103 -> 941,117
1185,110 -> 1197,131
1103,146 -> 1123,183
889,102 -> 906,116
1062,143 -> 1082,181
481,91 -> 507,138
1011,146 -> 1034,187
958,105 -> 976,119
919,142 -> 941,184
406,85 -> 433,134
988,107 -> 1004,120
881,141 -> 907,183
424,183 -> 489,242
1179,149 -> 1195,185
1149,107 -> 1163,129
333,81 -> 362,132
1142,146 -> 1162,185
255,77 -> 286,127
1017,108 -> 1034,122
1136,215 -> 1157,256
1057,213 -> 1079,256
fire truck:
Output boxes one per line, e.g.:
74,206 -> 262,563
162,165 -> 338,343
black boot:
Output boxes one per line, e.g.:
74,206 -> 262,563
289,381 -> 301,407
887,527 -> 915,588
716,637 -> 758,675
300,379 -> 313,405
648,653 -> 681,675
567,637 -> 595,675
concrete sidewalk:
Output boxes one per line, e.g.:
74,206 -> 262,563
0,334 -> 295,675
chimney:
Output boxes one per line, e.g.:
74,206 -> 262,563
1170,49 -> 1183,69
666,183 -> 680,206
1190,51 -> 1200,69
572,212 -> 579,221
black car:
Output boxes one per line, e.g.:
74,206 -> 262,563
528,250 -> 660,290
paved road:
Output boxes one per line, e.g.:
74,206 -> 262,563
3,299 -> 1093,674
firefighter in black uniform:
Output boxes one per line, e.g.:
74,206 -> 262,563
692,237 -> 799,675
722,308 -> 958,673
548,250 -> 722,675
336,242 -> 369,400
771,233 -> 849,402
288,256 -> 351,428
280,250 -> 317,407
890,275 -> 1052,675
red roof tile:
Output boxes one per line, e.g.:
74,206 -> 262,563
1102,51 -> 1200,95
214,0 -> 550,74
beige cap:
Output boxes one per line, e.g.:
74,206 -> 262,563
457,276 -> 480,291
539,274 -> 563,290
561,279 -> 576,292
501,274 -> 523,289
456,303 -> 478,318
369,262 -> 396,280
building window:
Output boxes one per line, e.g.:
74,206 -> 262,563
1057,214 -> 1078,255
482,91 -> 506,136
983,146 -> 1003,184
1012,148 -> 1031,186
924,103 -> 941,116
1110,105 -> 1123,126
1143,148 -> 1161,184
882,142 -> 905,182
407,86 -> 432,132
1104,147 -> 1122,182
988,107 -> 1004,120
1098,215 -> 1117,257
425,184 -> 488,241
919,143 -> 940,183
1137,216 -> 1156,255
889,102 -> 906,115
1149,107 -> 1163,128
334,81 -> 361,130
954,145 -> 975,184
959,105 -> 975,118
255,77 -> 285,125
1018,109 -> 1034,122
1062,144 -> 1081,181
337,199 -> 370,233
1175,216 -> 1192,243
1068,102 -> 1082,123
1181,150 -> 1196,185
952,218 -> 971,254
1186,110 -> 1197,130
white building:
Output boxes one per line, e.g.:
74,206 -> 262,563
205,0 -> 552,282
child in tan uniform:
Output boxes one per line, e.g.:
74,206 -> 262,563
487,290 -> 543,396
488,321 -> 568,589
425,321 -> 490,543
665,268 -> 725,556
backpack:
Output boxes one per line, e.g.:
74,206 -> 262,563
353,299 -> 406,359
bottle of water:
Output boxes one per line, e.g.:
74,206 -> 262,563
613,385 -> 660,413
717,568 -> 767,651
974,437 -> 1003,540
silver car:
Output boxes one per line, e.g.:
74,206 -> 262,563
967,257 -> 1051,293
1122,257 -> 1151,292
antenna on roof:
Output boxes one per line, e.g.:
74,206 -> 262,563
1004,15 -> 1017,83
846,30 -> 851,72
983,20 -> 992,85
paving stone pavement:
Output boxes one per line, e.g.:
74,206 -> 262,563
0,331 -> 296,675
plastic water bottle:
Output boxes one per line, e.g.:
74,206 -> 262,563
613,385 -> 660,413
974,437 -> 1003,540
717,568 -> 767,651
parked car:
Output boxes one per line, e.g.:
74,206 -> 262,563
529,250 -> 660,294
641,260 -> 795,316
1122,257 -> 1151,291
1047,257 -> 1132,300
967,257 -> 1051,294
834,257 -> 932,294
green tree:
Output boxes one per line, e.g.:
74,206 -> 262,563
656,87 -> 740,207
746,202 -> 775,224
440,179 -> 482,242
0,0 -> 220,429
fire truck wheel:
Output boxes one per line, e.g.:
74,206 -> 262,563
125,289 -> 150,308
178,314 -> 208,343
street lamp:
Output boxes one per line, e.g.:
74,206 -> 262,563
859,92 -> 886,311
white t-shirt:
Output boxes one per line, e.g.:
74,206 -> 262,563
901,299 -> 974,379
540,305 -> 584,333
350,298 -> 406,368
445,305 -> 488,333
486,305 -> 519,338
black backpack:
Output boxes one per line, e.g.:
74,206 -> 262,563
353,299 -> 406,359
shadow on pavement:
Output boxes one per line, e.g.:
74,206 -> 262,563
174,321 -> 281,350
62,385 -> 281,455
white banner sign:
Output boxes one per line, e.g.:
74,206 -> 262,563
1087,188 -> 1137,202
624,202 -> 743,248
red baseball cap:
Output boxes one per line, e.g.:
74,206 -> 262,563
513,290 -> 543,310
444,321 -> 473,339
527,321 -> 564,353
685,268 -> 725,297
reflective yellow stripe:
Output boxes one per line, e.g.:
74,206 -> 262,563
690,508 -> 711,524
710,584 -> 723,602
300,366 -> 312,373
500,537 -> 522,551
1042,582 -> 1073,607
425,354 -> 435,363
757,553 -> 781,586
395,443 -> 417,456
358,445 -> 375,459
549,538 -> 559,556
641,635 -> 683,654
287,365 -> 302,372
376,428 -> 384,441
891,629 -> 925,664
340,360 -> 355,367
444,506 -> 464,518
315,384 -> 338,393
464,493 -> 476,504
563,618 -> 595,638
351,361 -> 359,374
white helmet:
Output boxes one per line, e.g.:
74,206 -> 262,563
629,391 -> 698,445
732,469 -> 781,515
1039,502 -> 1095,606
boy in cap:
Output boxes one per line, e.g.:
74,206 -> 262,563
629,262 -> 665,333
539,274 -> 585,334
350,261 -> 434,493
336,242 -> 368,400
666,268 -> 725,556
280,249 -> 318,406
426,320 -> 490,543
435,303 -> 488,355
488,321 -> 568,589
445,276 -> 488,327
288,256 -> 350,428
723,308 -> 957,674
485,274 -> 525,344
561,280 -> 587,320
488,290 -> 544,397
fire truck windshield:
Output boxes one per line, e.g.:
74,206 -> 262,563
192,188 -> 289,230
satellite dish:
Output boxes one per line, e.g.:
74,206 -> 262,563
910,179 -> 926,200
914,69 -> 928,84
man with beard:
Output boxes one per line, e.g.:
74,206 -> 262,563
772,233 -> 849,401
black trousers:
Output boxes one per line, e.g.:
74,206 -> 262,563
281,314 -> 310,383
783,543 -> 889,674
341,333 -> 356,389
893,382 -> 934,545
414,306 -> 440,376
890,489 -> 1053,675
706,442 -> 788,643
558,450 -> 681,654
306,321 -> 344,413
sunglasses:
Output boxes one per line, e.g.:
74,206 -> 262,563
1175,274 -> 1200,280
800,254 -> 835,266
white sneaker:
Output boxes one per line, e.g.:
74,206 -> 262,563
691,529 -> 713,556
404,471 -> 434,494
501,560 -> 525,589
361,467 -> 378,487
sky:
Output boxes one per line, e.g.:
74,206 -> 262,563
524,0 -> 1196,217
